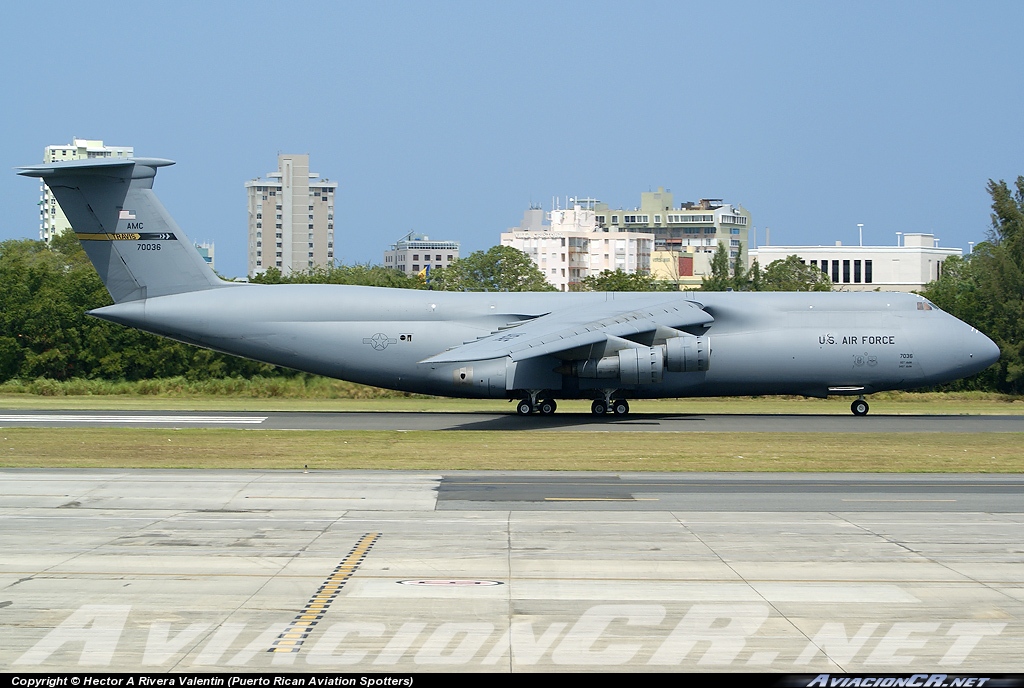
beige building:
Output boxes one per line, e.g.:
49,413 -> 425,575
591,189 -> 752,261
749,234 -> 961,292
246,154 -> 337,276
583,188 -> 752,290
39,138 -> 133,242
649,248 -> 714,290
500,203 -> 654,291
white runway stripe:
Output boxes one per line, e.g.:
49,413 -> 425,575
0,414 -> 267,424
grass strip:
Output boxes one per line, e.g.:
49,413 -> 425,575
1,429 -> 1021,472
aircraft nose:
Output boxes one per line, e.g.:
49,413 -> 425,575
958,325 -> 1000,377
973,331 -> 1001,369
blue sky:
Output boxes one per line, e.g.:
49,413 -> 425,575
2,1 -> 1022,278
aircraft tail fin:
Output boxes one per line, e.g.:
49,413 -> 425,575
18,158 -> 228,303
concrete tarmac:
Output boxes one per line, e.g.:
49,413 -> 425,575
1,469 -> 1021,672
3,409 -> 1024,431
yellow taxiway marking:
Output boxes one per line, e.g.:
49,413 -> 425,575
245,495 -> 366,500
268,531 -> 380,654
841,499 -> 957,503
544,497 -> 660,502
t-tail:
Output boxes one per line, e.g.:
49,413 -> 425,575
18,158 -> 229,303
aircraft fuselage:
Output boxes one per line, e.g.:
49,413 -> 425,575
90,286 -> 998,401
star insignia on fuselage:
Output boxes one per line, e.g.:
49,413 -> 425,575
363,333 -> 397,350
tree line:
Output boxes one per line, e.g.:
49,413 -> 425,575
917,177 -> 1024,393
1,179 -> 1019,390
0,240 -> 552,383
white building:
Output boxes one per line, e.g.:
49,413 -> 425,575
39,138 -> 133,242
246,154 -> 337,276
500,202 -> 654,291
384,232 -> 460,276
749,233 -> 961,292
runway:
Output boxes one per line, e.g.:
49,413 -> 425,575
1,469 -> 1021,672
3,409 -> 1024,431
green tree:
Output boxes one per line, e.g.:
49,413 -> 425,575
700,241 -> 757,291
761,255 -> 833,291
980,177 -> 1024,389
701,242 -> 733,291
0,235 -> 279,382
250,263 -> 422,288
919,253 -> 996,390
0,236 -> 105,380
922,176 -> 1024,392
575,268 -> 666,292
748,258 -> 763,291
431,245 -> 555,292
919,254 -> 980,320
731,241 -> 748,290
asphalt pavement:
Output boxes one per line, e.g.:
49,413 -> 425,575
3,409 -> 1024,431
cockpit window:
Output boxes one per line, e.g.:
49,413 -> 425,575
917,301 -> 933,311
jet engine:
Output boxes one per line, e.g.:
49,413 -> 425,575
560,336 -> 710,385
663,334 -> 710,373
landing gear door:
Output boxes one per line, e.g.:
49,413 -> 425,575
506,355 -> 562,392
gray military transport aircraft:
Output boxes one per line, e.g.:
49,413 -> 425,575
18,157 -> 1000,417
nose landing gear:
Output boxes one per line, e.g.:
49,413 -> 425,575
851,398 -> 869,416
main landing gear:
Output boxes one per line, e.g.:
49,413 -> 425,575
514,394 -> 629,418
591,399 -> 629,417
516,397 -> 557,416
851,398 -> 870,416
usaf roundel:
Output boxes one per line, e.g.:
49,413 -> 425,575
363,333 -> 397,351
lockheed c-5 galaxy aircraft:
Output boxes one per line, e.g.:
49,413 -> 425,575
19,157 -> 1000,417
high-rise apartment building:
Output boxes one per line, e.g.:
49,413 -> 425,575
246,154 -> 337,276
38,138 -> 133,242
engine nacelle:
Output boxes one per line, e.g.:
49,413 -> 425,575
561,335 -> 710,385
617,347 -> 664,385
564,346 -> 665,385
663,335 -> 710,372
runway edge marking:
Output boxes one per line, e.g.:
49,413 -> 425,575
268,531 -> 381,654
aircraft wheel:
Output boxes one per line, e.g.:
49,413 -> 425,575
612,399 -> 630,416
539,399 -> 557,416
851,399 -> 869,416
591,400 -> 607,416
516,400 -> 534,416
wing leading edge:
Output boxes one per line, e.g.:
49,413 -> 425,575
422,297 -> 713,364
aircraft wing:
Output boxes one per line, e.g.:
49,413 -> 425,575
423,297 -> 712,363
